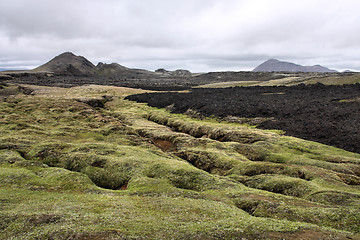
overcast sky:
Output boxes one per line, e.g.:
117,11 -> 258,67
1,0 -> 360,72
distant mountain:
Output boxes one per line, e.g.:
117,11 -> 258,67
253,59 -> 337,73
33,52 -> 160,78
34,52 -> 96,76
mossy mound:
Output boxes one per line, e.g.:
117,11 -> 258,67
0,84 -> 359,239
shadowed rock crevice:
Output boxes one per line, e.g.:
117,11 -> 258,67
76,95 -> 113,108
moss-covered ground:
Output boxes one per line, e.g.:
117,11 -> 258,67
0,84 -> 359,239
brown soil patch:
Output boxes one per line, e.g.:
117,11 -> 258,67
153,139 -> 174,152
120,182 -> 128,190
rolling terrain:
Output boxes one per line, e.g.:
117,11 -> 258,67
0,83 -> 359,239
1,53 -> 360,239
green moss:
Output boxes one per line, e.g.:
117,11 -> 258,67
2,187 -> 340,240
306,191 -> 360,206
0,150 -> 25,164
0,85 -> 359,239
253,203 -> 360,233
242,175 -> 319,197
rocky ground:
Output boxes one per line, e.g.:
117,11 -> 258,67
2,71 -> 288,91
126,83 -> 360,154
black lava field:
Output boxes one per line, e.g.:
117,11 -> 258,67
126,83 -> 360,154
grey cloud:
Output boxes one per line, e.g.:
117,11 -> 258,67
1,0 -> 360,72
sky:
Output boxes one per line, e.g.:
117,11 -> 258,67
1,0 -> 360,72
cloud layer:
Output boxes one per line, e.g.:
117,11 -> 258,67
1,0 -> 360,72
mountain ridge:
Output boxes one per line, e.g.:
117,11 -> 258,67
33,52 -> 340,76
253,59 -> 337,73
33,52 -> 193,78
